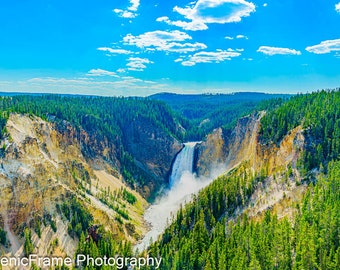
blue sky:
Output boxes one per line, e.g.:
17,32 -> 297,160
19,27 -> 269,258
0,0 -> 339,96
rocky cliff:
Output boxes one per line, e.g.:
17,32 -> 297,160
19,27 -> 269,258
0,114 -> 148,261
196,111 -> 304,175
195,112 -> 263,175
52,117 -> 182,199
195,111 -> 306,219
123,115 -> 183,194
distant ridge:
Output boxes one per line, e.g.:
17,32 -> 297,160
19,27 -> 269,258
149,92 -> 292,105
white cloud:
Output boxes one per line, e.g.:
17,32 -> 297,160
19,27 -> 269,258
123,30 -> 207,53
87,69 -> 119,77
128,0 -> 140,12
114,0 -> 140,18
113,9 -> 136,18
157,0 -> 256,31
225,34 -> 248,40
181,49 -> 241,66
97,47 -> 133,55
126,57 -> 154,71
263,3 -> 268,7
257,46 -> 301,56
182,61 -> 196,66
117,68 -> 126,73
305,39 -> 340,54
21,76 -> 173,97
165,42 -> 207,53
236,34 -> 248,39
156,16 -> 208,31
336,2 -> 340,13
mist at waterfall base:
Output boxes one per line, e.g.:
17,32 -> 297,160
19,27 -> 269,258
134,143 -> 226,252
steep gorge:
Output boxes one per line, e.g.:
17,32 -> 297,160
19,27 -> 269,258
145,90 -> 340,269
0,114 -> 149,259
195,111 -> 306,219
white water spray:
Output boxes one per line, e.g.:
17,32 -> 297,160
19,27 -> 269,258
134,142 -> 226,252
169,142 -> 196,187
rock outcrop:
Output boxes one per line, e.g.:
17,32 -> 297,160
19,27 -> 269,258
123,115 -> 183,189
0,114 -> 148,261
195,111 -> 305,177
195,111 -> 306,221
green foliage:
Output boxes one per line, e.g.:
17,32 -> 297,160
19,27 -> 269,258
99,196 -> 130,220
0,97 -> 11,139
34,219 -> 42,238
150,92 -> 290,140
259,90 -> 340,171
30,263 -> 40,270
59,196 -> 93,238
123,188 -> 137,204
24,228 -> 34,256
0,94 -> 184,189
145,160 -> 340,269
50,218 -> 57,233
0,92 -> 292,191
0,227 -> 7,245
76,228 -> 133,270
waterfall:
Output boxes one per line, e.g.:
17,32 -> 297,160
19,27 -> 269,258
169,142 -> 197,187
135,141 -> 217,252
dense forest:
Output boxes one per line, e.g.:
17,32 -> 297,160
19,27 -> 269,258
0,92 -> 289,189
0,94 -> 183,189
259,90 -> 340,173
150,92 -> 290,140
0,90 -> 339,269
143,160 -> 339,269
142,89 -> 340,269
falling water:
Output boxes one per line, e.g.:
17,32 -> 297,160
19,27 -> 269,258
134,142 -> 198,252
169,142 -> 196,187
134,141 -> 224,252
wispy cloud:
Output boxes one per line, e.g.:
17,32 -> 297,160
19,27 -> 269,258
257,46 -> 301,56
263,3 -> 268,7
123,30 -> 207,53
114,0 -> 140,18
156,16 -> 208,31
181,49 -> 241,66
23,75 -> 169,96
306,39 -> 340,54
126,57 -> 154,71
336,2 -> 340,13
157,0 -> 256,31
236,34 -> 248,39
225,34 -> 248,40
97,47 -> 133,55
87,69 -> 119,77
113,9 -> 136,18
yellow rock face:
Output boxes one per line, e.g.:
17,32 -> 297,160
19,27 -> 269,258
0,114 -> 147,259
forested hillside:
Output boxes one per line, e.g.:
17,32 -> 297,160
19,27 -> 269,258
146,160 -> 340,269
144,89 -> 340,270
0,92 -> 290,194
150,92 -> 290,140
0,95 -> 183,194
259,90 -> 340,173
0,90 -> 339,269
